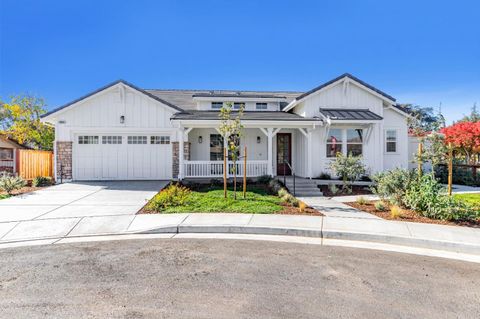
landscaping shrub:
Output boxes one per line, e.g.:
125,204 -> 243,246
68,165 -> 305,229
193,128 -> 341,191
277,188 -> 289,198
371,168 -> 416,206
327,184 -> 339,196
374,201 -> 386,211
32,176 -> 53,187
282,193 -> 298,206
147,183 -> 191,211
390,206 -> 403,219
329,153 -> 366,191
268,179 -> 282,194
298,201 -> 307,212
404,174 -> 480,222
0,172 -> 27,195
356,196 -> 368,205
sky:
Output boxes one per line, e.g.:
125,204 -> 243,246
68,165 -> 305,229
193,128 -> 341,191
1,0 -> 479,124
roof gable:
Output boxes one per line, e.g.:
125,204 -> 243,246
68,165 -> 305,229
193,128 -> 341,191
41,80 -> 183,119
283,73 -> 396,112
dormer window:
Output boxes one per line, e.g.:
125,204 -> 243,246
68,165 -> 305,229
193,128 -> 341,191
256,102 -> 267,110
211,102 -> 223,109
233,102 -> 245,110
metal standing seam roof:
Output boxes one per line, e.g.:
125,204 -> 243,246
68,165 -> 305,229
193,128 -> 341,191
319,108 -> 383,121
171,110 -> 322,122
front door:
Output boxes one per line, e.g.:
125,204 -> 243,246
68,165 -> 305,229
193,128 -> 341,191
276,133 -> 292,176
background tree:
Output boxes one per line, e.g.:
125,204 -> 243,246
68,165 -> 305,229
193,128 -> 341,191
219,102 -> 244,199
0,95 -> 54,150
459,103 -> 480,123
402,104 -> 444,135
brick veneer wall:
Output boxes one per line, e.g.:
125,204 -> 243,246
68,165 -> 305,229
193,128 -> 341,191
172,142 -> 190,179
56,141 -> 72,180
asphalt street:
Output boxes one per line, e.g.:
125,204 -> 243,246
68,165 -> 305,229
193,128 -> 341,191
0,238 -> 479,318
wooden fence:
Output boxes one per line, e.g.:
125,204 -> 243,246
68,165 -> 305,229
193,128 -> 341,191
15,149 -> 54,180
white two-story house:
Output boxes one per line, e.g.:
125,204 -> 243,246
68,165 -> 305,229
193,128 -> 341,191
41,73 -> 410,181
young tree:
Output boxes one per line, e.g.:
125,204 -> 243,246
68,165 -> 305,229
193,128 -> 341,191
441,121 -> 480,164
219,102 -> 244,199
459,103 -> 480,123
0,95 -> 54,150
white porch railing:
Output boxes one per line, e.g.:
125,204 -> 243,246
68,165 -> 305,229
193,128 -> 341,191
184,160 -> 268,178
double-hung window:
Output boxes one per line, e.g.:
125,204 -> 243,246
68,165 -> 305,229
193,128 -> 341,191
385,130 -> 397,153
210,134 -> 224,160
326,128 -> 363,157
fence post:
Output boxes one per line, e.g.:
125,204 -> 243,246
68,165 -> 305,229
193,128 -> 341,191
417,142 -> 423,179
243,146 -> 247,199
448,143 -> 453,196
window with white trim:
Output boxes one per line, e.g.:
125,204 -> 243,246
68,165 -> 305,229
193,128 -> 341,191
326,128 -> 363,157
151,136 -> 170,145
256,102 -> 268,110
233,102 -> 245,110
385,130 -> 397,153
127,136 -> 147,144
0,148 -> 13,160
78,136 -> 99,144
102,136 -> 122,144
211,102 -> 223,109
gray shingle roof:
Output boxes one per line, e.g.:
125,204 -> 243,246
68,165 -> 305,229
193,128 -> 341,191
319,108 -> 383,121
171,111 -> 322,122
146,89 -> 301,110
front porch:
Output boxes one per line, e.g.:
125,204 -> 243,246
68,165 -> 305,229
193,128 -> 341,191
176,125 -> 319,179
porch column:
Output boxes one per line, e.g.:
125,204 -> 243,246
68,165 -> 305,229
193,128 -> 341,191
267,128 -> 273,176
307,129 -> 312,178
178,129 -> 184,180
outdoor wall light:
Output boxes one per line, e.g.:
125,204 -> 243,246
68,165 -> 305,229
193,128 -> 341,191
198,136 -> 203,143
120,115 -> 125,124
257,136 -> 261,144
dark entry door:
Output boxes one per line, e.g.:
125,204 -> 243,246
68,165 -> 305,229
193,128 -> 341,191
277,133 -> 292,176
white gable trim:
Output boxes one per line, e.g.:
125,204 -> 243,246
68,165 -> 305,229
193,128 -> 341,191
41,80 -> 182,122
283,75 -> 396,112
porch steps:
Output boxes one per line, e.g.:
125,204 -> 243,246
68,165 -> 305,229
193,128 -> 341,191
280,177 -> 323,197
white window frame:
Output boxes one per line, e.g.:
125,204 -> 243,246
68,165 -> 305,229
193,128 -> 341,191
385,129 -> 398,154
256,102 -> 268,110
78,136 -> 99,144
326,128 -> 364,158
151,136 -> 170,145
233,102 -> 245,110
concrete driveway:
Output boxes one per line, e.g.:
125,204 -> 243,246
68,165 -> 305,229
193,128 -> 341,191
0,181 -> 168,241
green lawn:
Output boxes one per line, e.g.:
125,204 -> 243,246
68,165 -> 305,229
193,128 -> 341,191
454,193 -> 480,206
0,194 -> 10,200
157,187 -> 284,214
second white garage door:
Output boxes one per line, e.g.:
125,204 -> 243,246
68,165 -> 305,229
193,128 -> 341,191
73,134 -> 172,180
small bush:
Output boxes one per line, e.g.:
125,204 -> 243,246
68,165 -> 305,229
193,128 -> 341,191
328,184 -> 340,195
0,172 -> 27,195
330,153 -> 366,190
299,201 -> 307,212
374,201 -> 387,211
278,188 -> 289,198
356,196 -> 368,205
390,206 -> 403,219
32,176 -> 53,187
282,193 -> 299,206
268,179 -> 282,194
371,168 -> 416,206
209,179 -> 223,187
257,175 -> 273,184
147,183 -> 191,211
317,172 -> 331,180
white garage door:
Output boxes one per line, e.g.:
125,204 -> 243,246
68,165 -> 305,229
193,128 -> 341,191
73,134 -> 172,180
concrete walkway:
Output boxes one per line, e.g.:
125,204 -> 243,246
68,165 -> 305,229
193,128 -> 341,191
0,184 -> 479,258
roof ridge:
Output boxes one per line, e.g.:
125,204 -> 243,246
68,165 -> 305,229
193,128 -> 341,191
145,88 -> 304,94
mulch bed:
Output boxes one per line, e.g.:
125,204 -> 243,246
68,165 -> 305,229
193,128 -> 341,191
0,186 -> 47,197
319,185 -> 373,197
347,201 -> 480,228
277,203 -> 323,216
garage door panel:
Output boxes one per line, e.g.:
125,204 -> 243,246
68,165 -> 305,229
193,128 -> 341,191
73,133 -> 172,180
